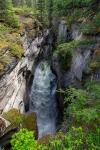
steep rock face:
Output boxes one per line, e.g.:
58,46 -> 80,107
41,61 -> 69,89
53,44 -> 100,89
53,46 -> 90,88
52,21 -> 100,113
71,23 -> 83,40
0,22 -> 53,114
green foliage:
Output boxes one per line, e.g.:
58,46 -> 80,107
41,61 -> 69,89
11,127 -> 100,150
57,40 -> 96,54
93,12 -> 100,28
10,43 -> 23,58
0,0 -> 19,27
85,80 -> 100,100
13,7 -> 38,18
63,81 -> 100,124
81,12 -> 100,34
45,126 -> 100,150
56,43 -> 72,70
54,0 -> 100,34
55,40 -> 96,70
54,81 -> 100,149
0,22 -> 24,72
11,129 -> 40,150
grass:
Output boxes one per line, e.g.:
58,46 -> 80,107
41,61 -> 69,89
0,22 -> 24,73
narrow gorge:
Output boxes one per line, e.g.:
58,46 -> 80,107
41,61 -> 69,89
0,1 -> 100,149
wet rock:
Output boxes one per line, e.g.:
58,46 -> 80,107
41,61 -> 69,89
71,23 -> 83,40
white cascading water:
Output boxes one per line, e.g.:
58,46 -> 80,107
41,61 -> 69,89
30,61 -> 57,138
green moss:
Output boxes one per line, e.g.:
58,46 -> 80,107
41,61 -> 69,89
22,113 -> 38,137
0,63 -> 4,72
3,109 -> 38,137
3,109 -> 22,128
0,23 -> 24,72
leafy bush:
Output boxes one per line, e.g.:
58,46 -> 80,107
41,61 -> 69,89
11,129 -> 41,150
51,80 -> 100,149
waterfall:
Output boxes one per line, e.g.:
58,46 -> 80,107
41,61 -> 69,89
30,61 -> 57,138
58,20 -> 67,42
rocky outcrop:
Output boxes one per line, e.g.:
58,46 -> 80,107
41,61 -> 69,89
52,44 -> 100,89
0,21 -> 54,114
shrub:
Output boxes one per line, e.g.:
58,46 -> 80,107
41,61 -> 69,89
6,14 -> 20,28
11,129 -> 40,150
46,126 -> 100,150
61,80 -> 100,130
85,80 -> 100,100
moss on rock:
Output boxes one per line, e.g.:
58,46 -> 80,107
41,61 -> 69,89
3,109 -> 22,128
3,109 -> 38,138
22,113 -> 38,137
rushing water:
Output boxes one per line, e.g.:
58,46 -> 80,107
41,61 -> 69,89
30,61 -> 57,138
58,20 -> 67,42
